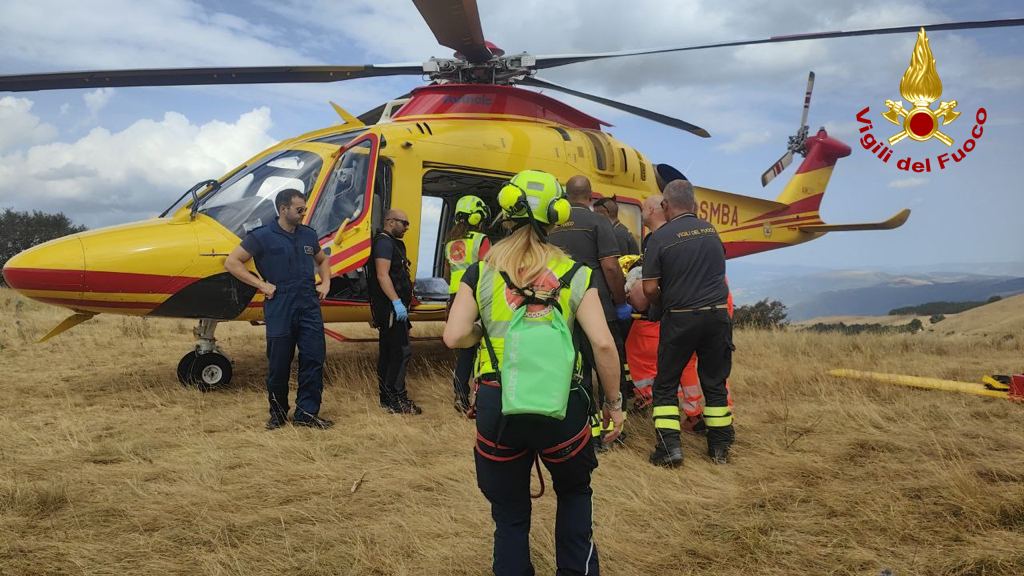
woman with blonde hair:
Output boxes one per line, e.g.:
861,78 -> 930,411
443,169 -> 624,576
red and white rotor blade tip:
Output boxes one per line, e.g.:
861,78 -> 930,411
761,150 -> 793,187
800,71 -> 815,129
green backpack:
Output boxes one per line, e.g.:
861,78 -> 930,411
481,263 -> 583,420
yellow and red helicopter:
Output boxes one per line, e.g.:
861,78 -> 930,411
2,2 -> 1021,388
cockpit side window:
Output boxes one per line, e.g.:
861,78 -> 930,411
197,150 -> 323,237
308,139 -> 375,240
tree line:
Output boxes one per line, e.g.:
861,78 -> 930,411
0,209 -> 87,285
888,296 -> 1003,316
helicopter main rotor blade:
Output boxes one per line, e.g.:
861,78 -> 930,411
0,64 -> 423,93
799,71 -> 815,129
521,76 -> 710,138
533,18 -> 1024,69
412,0 -> 492,64
761,150 -> 794,187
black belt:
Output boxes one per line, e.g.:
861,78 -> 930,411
669,303 -> 728,313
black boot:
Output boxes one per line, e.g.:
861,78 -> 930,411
649,429 -> 684,467
706,424 -> 735,464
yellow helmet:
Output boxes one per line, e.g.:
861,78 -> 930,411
454,195 -> 489,226
497,170 -> 571,225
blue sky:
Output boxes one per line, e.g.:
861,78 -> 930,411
1,0 -> 1021,271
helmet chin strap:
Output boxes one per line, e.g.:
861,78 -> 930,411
518,198 -> 549,242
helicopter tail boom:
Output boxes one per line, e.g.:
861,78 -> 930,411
772,128 -> 851,211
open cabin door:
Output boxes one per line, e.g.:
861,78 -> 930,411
307,134 -> 388,302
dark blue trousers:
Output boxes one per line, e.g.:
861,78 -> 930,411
265,298 -> 325,420
474,385 -> 600,576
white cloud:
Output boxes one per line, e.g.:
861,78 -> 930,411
0,0 -> 308,70
715,130 -> 772,153
0,97 -> 57,153
823,120 -> 861,141
0,103 -> 277,226
83,88 -> 114,117
888,177 -> 928,189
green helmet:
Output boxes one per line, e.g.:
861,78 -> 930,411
497,170 -> 571,225
454,195 -> 489,226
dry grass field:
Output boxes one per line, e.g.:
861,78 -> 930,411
1,288 -> 1022,576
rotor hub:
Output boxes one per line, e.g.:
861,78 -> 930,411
422,52 -> 536,85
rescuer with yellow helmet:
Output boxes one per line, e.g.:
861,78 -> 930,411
444,194 -> 492,413
443,169 -> 624,575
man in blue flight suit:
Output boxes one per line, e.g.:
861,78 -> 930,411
224,188 -> 334,430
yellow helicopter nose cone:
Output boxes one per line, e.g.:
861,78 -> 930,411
2,234 -> 86,301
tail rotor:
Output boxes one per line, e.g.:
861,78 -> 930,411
761,71 -> 815,187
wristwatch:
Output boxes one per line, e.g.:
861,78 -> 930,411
602,394 -> 623,411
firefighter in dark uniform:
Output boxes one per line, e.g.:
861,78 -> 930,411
592,197 -> 640,256
592,195 -> 640,409
549,175 -> 632,442
369,208 -> 422,414
442,169 -> 624,576
224,188 -> 334,430
642,179 -> 735,466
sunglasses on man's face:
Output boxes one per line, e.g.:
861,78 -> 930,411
388,217 -> 410,227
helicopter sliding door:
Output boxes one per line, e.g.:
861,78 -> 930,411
414,168 -> 508,304
306,134 -> 384,302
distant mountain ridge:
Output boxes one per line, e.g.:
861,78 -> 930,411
786,276 -> 1024,320
726,261 -> 1024,321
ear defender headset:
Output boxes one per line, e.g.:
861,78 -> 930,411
497,170 -> 571,226
454,195 -> 490,226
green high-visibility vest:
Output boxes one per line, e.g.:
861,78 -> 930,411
445,231 -> 487,294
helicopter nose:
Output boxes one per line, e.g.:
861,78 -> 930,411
2,235 -> 86,302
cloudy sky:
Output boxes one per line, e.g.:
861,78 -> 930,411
1,0 -> 1021,271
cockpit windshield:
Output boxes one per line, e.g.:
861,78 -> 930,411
308,139 -> 374,240
196,150 -> 324,237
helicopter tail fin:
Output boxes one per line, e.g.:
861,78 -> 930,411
774,129 -> 851,211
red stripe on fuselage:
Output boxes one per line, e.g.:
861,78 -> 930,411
245,299 -> 367,309
743,193 -> 824,223
35,297 -> 160,310
727,215 -> 823,235
723,241 -> 790,259
3,268 -> 199,294
328,238 -> 372,268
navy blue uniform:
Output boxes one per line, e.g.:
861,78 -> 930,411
240,220 -> 326,422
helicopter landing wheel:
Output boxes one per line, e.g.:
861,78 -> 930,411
177,350 -> 232,391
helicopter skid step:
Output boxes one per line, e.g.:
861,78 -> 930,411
323,326 -> 441,344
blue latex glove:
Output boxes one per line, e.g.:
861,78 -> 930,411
392,299 -> 408,322
615,303 -> 633,321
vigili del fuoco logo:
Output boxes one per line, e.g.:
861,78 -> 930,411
855,28 -> 987,173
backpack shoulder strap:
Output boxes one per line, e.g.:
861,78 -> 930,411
478,261 -> 502,380
557,261 -> 585,289
479,321 -> 502,382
